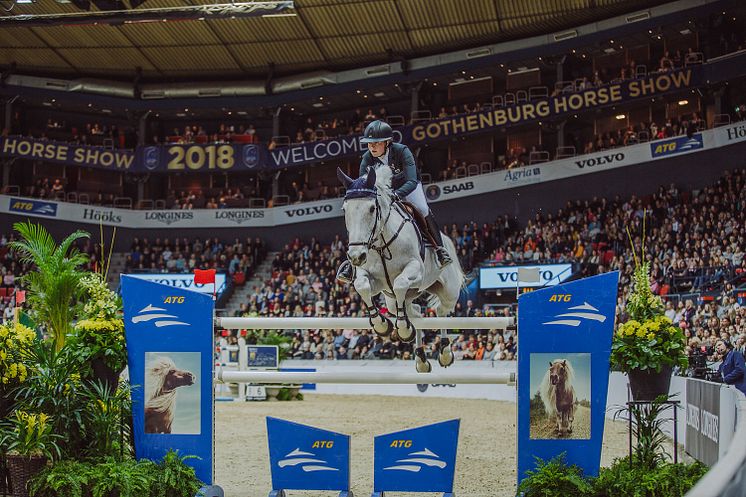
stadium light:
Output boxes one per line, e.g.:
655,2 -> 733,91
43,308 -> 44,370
615,114 -> 626,120
678,100 -> 689,106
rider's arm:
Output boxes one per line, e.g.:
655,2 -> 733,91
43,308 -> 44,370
359,152 -> 372,177
394,146 -> 418,198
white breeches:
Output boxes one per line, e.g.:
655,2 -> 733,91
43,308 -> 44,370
404,182 -> 429,218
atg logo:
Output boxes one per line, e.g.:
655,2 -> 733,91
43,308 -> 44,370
650,134 -> 703,158
9,198 -> 58,217
542,301 -> 607,327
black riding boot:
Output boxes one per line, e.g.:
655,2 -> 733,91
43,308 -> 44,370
425,212 -> 452,268
336,259 -> 354,283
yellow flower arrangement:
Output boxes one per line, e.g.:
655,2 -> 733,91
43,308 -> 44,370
0,410 -> 62,459
0,322 -> 35,388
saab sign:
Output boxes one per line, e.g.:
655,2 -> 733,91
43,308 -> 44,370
479,264 -> 573,289
127,273 -> 227,296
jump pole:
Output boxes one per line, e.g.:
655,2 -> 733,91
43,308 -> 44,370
219,369 -> 516,385
216,316 -> 514,330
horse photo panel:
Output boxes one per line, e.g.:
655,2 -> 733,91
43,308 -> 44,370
529,353 -> 591,440
144,351 -> 201,435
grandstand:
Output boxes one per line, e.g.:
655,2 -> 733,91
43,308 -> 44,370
2,0 -> 746,496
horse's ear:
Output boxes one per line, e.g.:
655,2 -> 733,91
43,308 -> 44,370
549,362 -> 553,367
562,360 -> 567,365
337,167 -> 353,188
365,167 -> 377,189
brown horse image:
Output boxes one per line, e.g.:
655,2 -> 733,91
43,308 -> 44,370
144,356 -> 195,434
539,359 -> 577,436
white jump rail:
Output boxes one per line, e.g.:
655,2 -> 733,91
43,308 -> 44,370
216,316 -> 515,330
219,369 -> 516,385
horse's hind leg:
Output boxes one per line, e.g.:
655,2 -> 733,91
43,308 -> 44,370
413,329 -> 431,373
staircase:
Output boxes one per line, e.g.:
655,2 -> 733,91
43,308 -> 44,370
105,252 -> 129,290
220,251 -> 278,316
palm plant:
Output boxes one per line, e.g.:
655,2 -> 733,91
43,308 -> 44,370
9,221 -> 90,351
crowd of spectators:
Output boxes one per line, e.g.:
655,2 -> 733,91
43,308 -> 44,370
123,236 -> 265,278
225,167 -> 744,364
157,123 -> 260,146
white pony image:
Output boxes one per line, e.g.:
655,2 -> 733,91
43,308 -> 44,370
337,165 -> 464,373
144,355 -> 195,434
539,359 -> 577,436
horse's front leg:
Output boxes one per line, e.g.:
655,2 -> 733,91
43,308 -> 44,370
392,260 -> 423,343
353,270 -> 392,337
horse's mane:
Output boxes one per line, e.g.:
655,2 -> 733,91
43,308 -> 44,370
372,164 -> 395,203
145,356 -> 178,413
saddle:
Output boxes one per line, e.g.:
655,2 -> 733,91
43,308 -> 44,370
399,201 -> 438,257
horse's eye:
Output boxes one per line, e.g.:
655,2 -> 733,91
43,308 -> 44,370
369,206 -> 375,213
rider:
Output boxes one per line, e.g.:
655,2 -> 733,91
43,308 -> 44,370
337,119 -> 452,284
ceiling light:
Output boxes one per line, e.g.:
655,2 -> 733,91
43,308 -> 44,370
615,114 -> 626,120
262,12 -> 297,18
678,100 -> 689,106
373,91 -> 385,97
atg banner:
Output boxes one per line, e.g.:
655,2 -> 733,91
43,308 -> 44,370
0,136 -> 135,171
266,417 -> 351,495
517,272 -> 619,483
121,275 -> 215,484
373,419 -> 459,495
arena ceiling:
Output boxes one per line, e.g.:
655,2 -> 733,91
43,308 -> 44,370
0,0 -> 673,81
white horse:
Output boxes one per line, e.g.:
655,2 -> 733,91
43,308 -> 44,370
337,166 -> 464,372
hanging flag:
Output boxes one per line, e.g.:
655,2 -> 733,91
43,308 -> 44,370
194,269 -> 216,285
15,290 -> 26,305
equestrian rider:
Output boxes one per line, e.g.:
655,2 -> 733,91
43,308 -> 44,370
337,119 -> 452,283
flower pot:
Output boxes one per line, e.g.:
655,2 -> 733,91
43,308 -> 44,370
628,365 -> 673,401
90,356 -> 121,395
6,455 -> 47,497
1,457 -> 9,496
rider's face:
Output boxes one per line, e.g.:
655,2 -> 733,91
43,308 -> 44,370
367,141 -> 387,157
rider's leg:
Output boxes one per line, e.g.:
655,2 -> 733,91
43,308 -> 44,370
404,183 -> 452,268
336,259 -> 354,283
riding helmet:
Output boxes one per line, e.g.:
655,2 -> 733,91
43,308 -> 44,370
360,120 -> 393,143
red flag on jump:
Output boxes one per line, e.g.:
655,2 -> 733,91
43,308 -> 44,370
15,290 -> 26,305
194,269 -> 216,285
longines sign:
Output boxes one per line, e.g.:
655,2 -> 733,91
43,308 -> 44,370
0,125 -> 740,229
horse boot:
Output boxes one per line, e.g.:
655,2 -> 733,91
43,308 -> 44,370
425,212 -> 452,268
336,259 -> 354,284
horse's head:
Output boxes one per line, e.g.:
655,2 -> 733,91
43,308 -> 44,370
337,167 -> 381,266
549,360 -> 569,386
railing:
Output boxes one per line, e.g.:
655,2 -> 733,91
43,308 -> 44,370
685,389 -> 746,497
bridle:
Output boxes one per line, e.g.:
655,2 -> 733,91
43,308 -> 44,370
344,187 -> 415,292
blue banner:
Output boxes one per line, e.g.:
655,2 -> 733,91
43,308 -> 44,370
121,275 -> 215,484
0,136 -> 135,171
266,417 -> 351,493
373,419 -> 459,495
650,133 -> 704,157
517,272 -> 619,483
8,197 -> 58,217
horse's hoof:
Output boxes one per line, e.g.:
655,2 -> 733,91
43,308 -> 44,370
396,319 -> 416,343
414,347 -> 431,373
438,338 -> 454,368
370,315 -> 392,337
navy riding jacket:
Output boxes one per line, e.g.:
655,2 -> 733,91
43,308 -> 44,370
719,349 -> 746,395
359,142 -> 419,198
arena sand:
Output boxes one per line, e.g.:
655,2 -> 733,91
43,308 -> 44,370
215,394 -> 631,497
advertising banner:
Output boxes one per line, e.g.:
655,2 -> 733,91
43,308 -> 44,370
266,417 -> 351,494
479,264 -> 573,289
685,378 -> 720,466
372,419 -> 460,495
0,136 -> 135,171
127,272 -> 227,296
121,275 -> 215,484
517,272 -> 619,483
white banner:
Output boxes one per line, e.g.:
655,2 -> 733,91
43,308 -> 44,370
127,272 -> 227,295
1,125 -> 743,229
479,264 -> 573,289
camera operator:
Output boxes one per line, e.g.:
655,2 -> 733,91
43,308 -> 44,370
716,339 -> 746,395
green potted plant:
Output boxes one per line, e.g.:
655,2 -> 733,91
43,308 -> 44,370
8,222 -> 90,352
71,273 -> 127,394
0,411 -> 62,497
611,260 -> 687,400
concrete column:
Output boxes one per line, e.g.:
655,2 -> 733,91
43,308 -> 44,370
557,121 -> 566,148
273,107 -> 281,138
4,97 -> 14,133
137,111 -> 150,146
